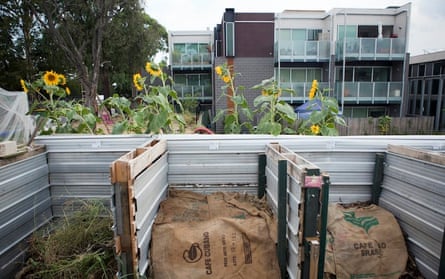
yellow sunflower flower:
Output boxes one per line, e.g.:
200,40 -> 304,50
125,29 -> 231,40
261,89 -> 269,96
215,66 -> 223,76
145,62 -> 162,77
43,70 -> 59,86
309,87 -> 316,100
20,79 -> 28,93
222,75 -> 231,84
310,124 -> 320,135
133,73 -> 144,91
58,74 -> 67,85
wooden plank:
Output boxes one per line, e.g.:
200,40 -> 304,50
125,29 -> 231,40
308,238 -> 320,279
128,139 -> 167,179
113,139 -> 167,182
388,144 -> 445,165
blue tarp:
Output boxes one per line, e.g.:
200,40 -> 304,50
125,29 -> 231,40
294,99 -> 322,119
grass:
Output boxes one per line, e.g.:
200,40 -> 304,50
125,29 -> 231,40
16,200 -> 117,279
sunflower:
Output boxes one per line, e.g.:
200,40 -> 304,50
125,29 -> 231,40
20,79 -> 28,93
222,75 -> 231,84
310,124 -> 320,135
43,70 -> 59,86
215,66 -> 223,76
133,73 -> 144,91
309,79 -> 318,100
58,74 -> 67,85
65,87 -> 71,95
145,62 -> 162,77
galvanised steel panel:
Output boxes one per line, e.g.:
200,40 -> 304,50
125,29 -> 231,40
168,174 -> 258,185
34,135 -> 151,152
385,154 -> 445,196
0,175 -> 49,213
168,153 -> 258,175
169,185 -> 257,194
379,150 -> 445,279
134,154 -> 169,276
48,151 -> 124,173
168,152 -> 258,185
0,199 -> 52,255
134,154 -> 168,231
0,153 -> 48,192
0,187 -> 50,231
50,172 -> 111,185
0,152 -> 51,278
51,184 -> 112,197
164,135 -> 445,154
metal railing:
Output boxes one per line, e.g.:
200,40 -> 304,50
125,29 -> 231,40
336,38 -> 405,60
171,53 -> 212,67
276,40 -> 330,62
334,81 -> 402,104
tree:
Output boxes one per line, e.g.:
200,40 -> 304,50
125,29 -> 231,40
28,0 -> 121,111
102,6 -> 167,97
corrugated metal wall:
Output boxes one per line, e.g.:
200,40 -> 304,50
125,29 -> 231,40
34,135 -> 151,216
0,152 -> 51,277
379,148 -> 445,279
1,135 -> 444,278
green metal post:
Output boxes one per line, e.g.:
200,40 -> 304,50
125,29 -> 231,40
277,160 -> 288,279
302,168 -> 321,279
439,226 -> 445,279
318,175 -> 330,279
258,154 -> 267,199
372,153 -> 385,205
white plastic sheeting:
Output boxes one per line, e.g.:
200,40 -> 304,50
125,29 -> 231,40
0,88 -> 34,145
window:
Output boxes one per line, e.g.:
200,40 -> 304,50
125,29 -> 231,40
225,22 -> 235,57
338,25 -> 357,40
291,69 -> 306,82
373,68 -> 390,81
307,29 -> 322,41
418,64 -> 425,76
355,68 -> 372,81
358,26 -> 378,38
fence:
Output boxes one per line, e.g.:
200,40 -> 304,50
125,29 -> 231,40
338,116 -> 435,136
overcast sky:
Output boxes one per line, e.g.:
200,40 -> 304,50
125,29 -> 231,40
144,0 -> 445,56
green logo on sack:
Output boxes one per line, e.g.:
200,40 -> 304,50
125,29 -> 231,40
343,212 -> 379,233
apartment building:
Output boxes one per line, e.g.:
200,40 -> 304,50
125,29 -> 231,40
168,4 -> 412,131
408,51 -> 445,131
168,30 -> 213,104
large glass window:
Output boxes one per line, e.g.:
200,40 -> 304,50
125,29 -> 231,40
291,69 -> 306,82
355,68 -> 372,81
373,68 -> 390,81
338,25 -> 357,40
225,22 -> 235,57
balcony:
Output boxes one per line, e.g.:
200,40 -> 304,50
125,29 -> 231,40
275,40 -> 330,62
278,81 -> 331,103
173,84 -> 212,101
336,38 -> 405,61
334,82 -> 402,104
171,53 -> 212,69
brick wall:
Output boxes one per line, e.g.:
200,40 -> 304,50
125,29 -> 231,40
214,57 -> 275,133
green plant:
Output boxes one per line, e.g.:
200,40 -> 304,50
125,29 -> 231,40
297,80 -> 346,136
102,61 -> 186,134
132,61 -> 185,134
213,64 -> 253,133
378,115 -> 392,135
252,78 -> 296,135
17,200 -> 116,278
21,71 -> 98,135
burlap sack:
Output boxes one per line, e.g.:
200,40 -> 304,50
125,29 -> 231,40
151,190 -> 280,278
324,203 -> 408,279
